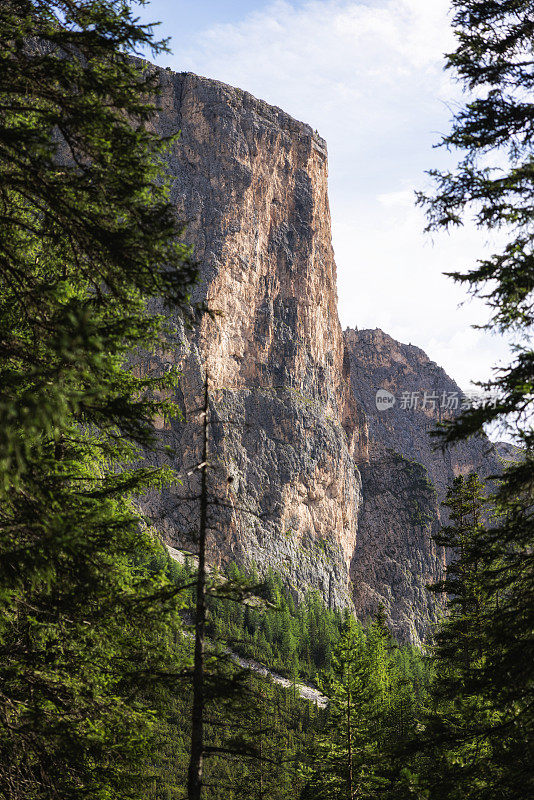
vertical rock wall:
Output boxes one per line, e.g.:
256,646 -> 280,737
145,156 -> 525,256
145,70 -> 367,608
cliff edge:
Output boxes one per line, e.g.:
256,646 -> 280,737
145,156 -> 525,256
345,328 -> 501,640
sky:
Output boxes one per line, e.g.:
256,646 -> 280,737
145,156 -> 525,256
136,0 -> 511,393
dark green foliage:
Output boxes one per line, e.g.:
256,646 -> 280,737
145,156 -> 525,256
300,618 -> 382,800
207,566 -> 346,682
430,473 -> 488,661
147,659 -> 317,800
152,559 -> 430,800
0,2 -> 197,798
300,614 -> 427,800
0,1 -> 197,478
412,475 -> 498,800
405,472 -> 533,800
417,2 -> 533,797
418,0 -> 533,451
4,2 -> 513,797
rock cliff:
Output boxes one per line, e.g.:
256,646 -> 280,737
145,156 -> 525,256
344,328 -> 501,640
143,69 -> 367,610
139,64 -> 501,641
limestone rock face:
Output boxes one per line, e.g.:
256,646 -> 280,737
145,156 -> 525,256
145,70 -> 367,608
344,328 -> 501,640
139,64 -> 502,641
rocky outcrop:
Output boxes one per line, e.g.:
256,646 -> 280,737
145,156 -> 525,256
142,69 -> 367,609
352,451 -> 443,642
494,441 -> 523,464
344,328 -> 501,640
344,328 -> 501,499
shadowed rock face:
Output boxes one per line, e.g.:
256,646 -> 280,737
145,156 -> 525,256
143,69 -> 367,609
344,328 -> 501,641
344,328 -> 501,499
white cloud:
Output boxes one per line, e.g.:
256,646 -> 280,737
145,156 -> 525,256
172,0 -> 511,393
377,190 -> 414,208
333,197 -> 510,391
179,0 -> 455,138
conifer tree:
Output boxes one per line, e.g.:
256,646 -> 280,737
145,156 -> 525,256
301,619 -> 381,800
407,472 -> 532,800
416,474 -> 498,800
430,473 -> 488,666
418,3 -> 533,796
0,2 -> 197,797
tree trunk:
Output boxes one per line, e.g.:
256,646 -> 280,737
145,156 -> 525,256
187,373 -> 210,800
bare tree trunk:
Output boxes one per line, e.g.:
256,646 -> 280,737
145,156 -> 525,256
187,373 -> 210,800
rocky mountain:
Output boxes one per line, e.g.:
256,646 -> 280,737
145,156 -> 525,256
139,63 -> 501,642
141,68 -> 367,611
344,328 -> 501,640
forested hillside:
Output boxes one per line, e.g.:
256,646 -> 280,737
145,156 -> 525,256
143,548 -> 432,800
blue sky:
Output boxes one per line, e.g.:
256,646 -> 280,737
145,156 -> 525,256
138,1 -> 264,43
136,0 -> 510,393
